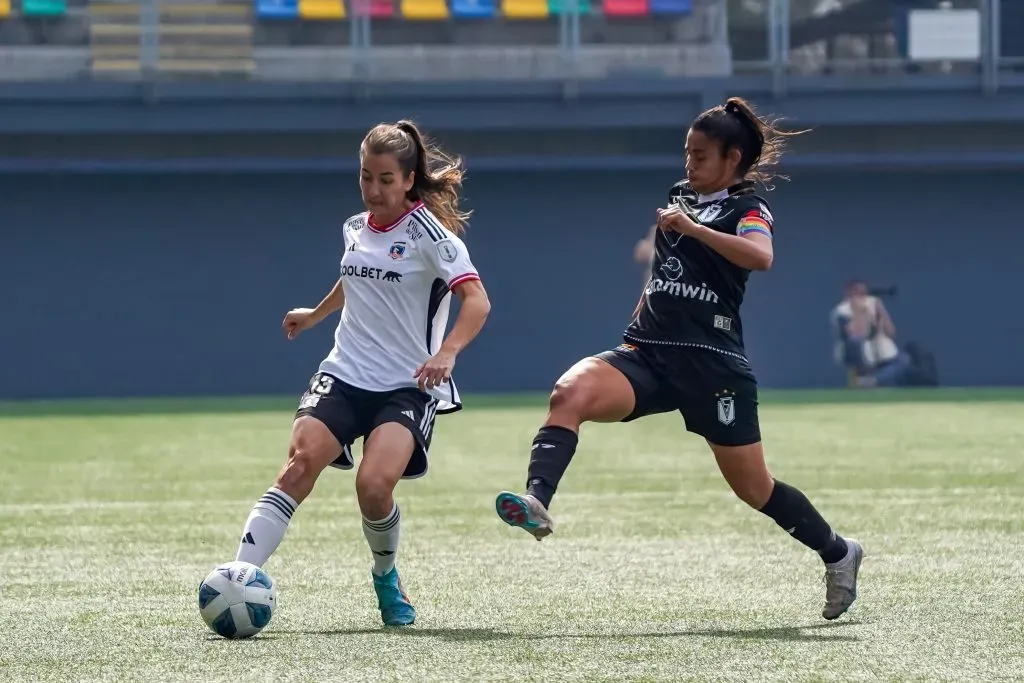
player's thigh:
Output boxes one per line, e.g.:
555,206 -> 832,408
574,344 -> 677,423
547,354 -> 637,423
357,389 -> 433,490
283,374 -> 362,485
289,415 -> 344,468
672,357 -> 772,507
359,423 -> 417,487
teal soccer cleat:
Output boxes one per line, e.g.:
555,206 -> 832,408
372,567 -> 416,626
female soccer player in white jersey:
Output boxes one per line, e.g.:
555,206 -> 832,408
233,120 -> 490,627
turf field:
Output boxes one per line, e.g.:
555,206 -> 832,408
1,389 -> 1023,682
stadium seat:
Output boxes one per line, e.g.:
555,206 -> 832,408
602,0 -> 647,16
502,0 -> 548,19
299,0 -> 345,19
648,0 -> 689,14
0,0 -> 9,17
548,0 -> 590,14
22,0 -> 66,15
351,0 -> 394,17
451,0 -> 496,18
257,0 -> 300,18
400,0 -> 449,20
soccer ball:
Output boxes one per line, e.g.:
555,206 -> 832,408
198,561 -> 277,639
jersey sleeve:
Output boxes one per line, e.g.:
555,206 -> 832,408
341,213 -> 367,251
735,200 -> 775,238
421,231 -> 480,290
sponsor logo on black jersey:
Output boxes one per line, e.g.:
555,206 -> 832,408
661,257 -> 684,281
646,259 -> 720,303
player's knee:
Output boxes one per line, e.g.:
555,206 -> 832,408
549,374 -> 596,417
355,470 -> 396,519
274,448 -> 313,497
276,439 -> 328,501
727,476 -> 773,509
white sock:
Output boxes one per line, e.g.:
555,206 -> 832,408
235,487 -> 298,567
362,503 -> 401,577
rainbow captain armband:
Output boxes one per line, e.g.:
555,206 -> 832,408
736,209 -> 773,238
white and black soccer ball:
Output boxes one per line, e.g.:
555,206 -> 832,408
198,561 -> 277,639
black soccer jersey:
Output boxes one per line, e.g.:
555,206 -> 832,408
624,180 -> 774,360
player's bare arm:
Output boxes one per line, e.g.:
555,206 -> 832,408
415,279 -> 490,391
656,206 -> 773,271
282,277 -> 346,340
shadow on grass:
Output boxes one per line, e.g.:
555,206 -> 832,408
278,620 -> 864,643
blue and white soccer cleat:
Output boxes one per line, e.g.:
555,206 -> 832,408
372,567 -> 416,626
495,491 -> 555,541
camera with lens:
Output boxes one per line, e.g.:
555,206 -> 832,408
867,285 -> 898,298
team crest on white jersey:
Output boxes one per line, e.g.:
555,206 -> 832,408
389,241 -> 407,260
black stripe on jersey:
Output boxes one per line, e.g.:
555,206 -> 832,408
410,209 -> 446,243
425,277 -> 449,352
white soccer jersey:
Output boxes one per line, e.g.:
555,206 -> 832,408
318,201 -> 480,413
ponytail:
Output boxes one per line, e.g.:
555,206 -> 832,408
395,120 -> 472,234
362,120 -> 472,234
693,96 -> 809,188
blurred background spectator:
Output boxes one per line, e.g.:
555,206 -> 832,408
831,280 -> 909,388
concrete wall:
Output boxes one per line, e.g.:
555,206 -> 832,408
1,167 -> 1018,400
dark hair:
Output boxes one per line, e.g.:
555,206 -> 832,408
361,120 -> 471,233
691,97 -> 807,188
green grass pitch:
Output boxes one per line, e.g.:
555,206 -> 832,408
1,389 -> 1023,682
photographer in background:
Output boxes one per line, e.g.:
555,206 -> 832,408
633,224 -> 658,285
830,280 -> 911,388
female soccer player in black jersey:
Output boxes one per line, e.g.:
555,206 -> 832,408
495,97 -> 863,621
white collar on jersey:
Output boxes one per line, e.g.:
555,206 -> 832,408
696,188 -> 731,204
696,181 -> 754,205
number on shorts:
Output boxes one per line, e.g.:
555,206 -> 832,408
310,374 -> 335,396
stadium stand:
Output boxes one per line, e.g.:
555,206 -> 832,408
88,2 -> 253,78
298,0 -> 345,19
24,0 -> 68,15
449,0 -> 495,19
18,0 -> 1004,82
501,0 -> 548,19
256,0 -> 299,19
399,0 -> 448,20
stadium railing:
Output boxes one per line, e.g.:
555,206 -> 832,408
0,0 -> 1016,90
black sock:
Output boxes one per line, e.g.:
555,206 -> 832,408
758,479 -> 849,564
525,425 -> 579,510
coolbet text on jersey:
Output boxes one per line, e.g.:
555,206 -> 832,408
319,202 -> 480,413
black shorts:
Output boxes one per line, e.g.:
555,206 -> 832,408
294,372 -> 439,479
594,342 -> 761,447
